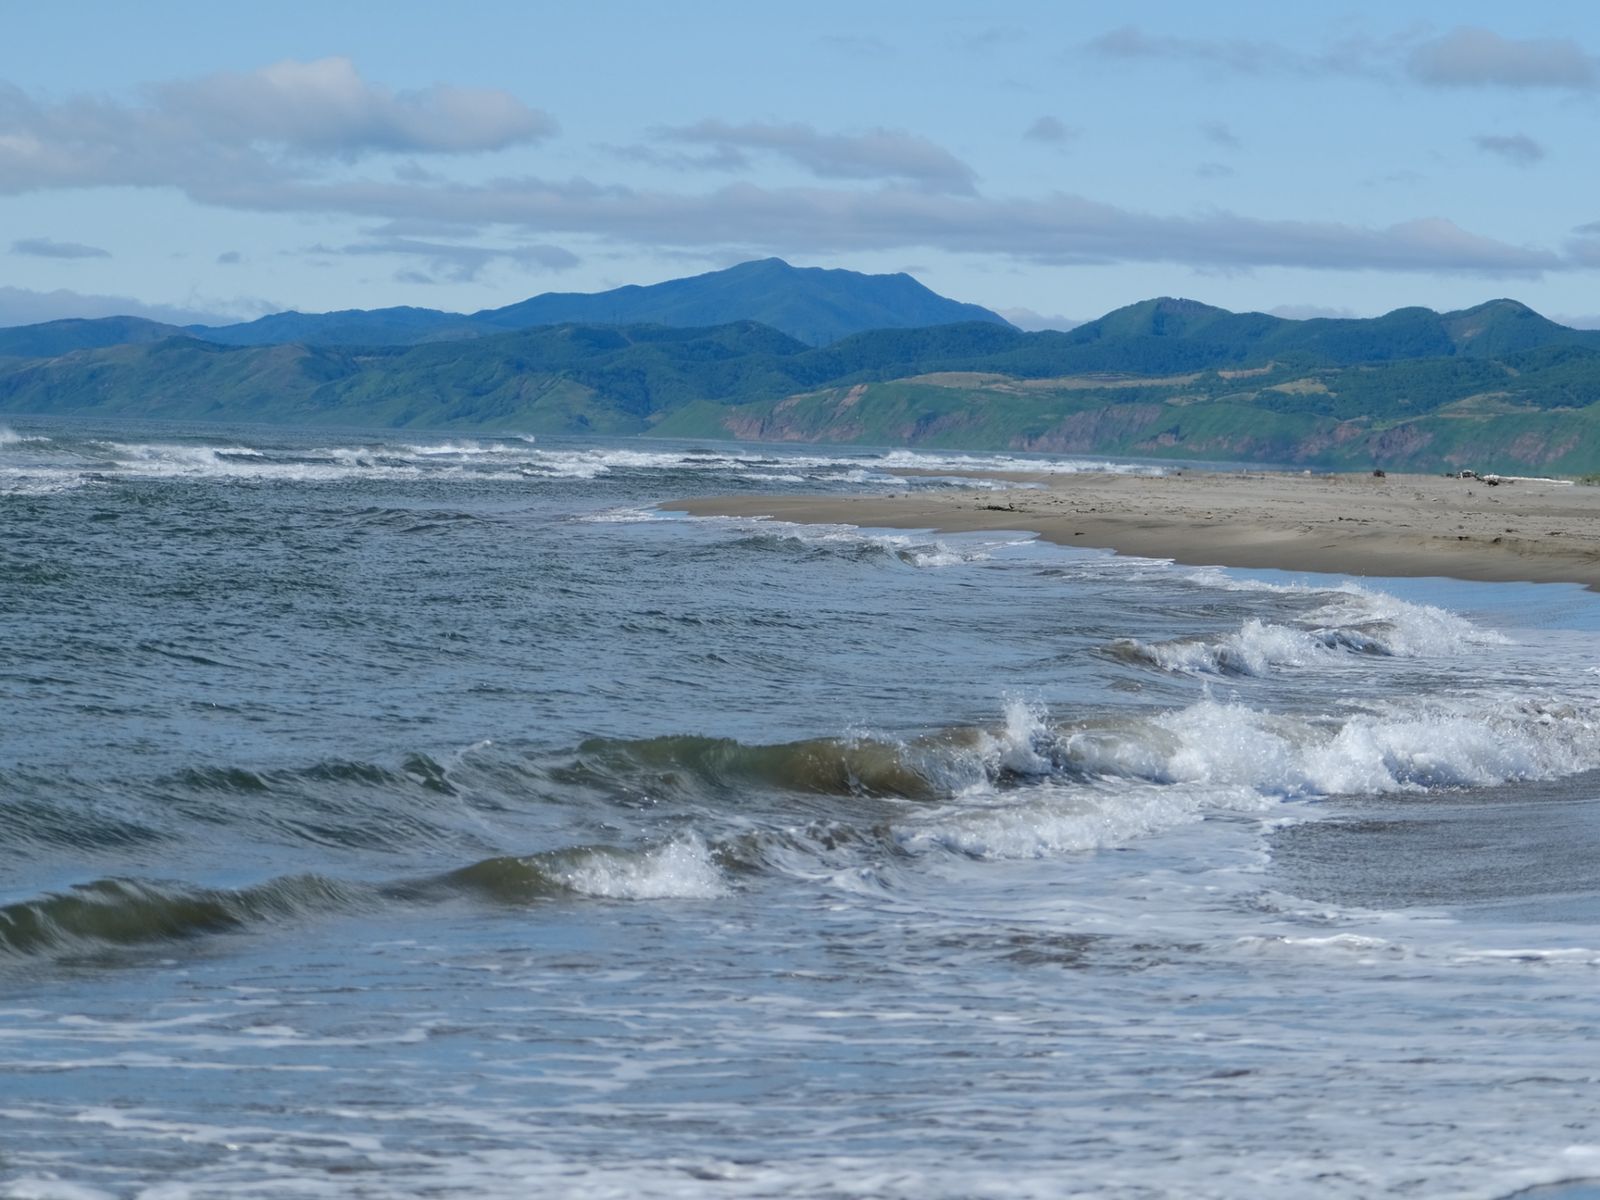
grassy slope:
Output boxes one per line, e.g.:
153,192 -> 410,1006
5,320 -> 1600,474
651,361 -> 1600,474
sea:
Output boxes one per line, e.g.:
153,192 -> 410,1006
3,416 -> 1600,1200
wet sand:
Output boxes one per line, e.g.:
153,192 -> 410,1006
669,469 -> 1600,590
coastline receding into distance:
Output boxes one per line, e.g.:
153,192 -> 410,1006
670,468 -> 1600,590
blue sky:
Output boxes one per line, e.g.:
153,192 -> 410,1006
3,1 -> 1597,328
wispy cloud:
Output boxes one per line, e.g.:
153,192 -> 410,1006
1084,26 -> 1292,74
1084,23 -> 1599,91
1023,116 -> 1078,145
1567,232 -> 1600,268
308,236 -> 580,283
218,176 -> 1570,277
1472,133 -> 1545,167
0,56 -> 1587,285
11,236 -> 111,259
0,285 -> 263,327
1408,28 -> 1597,90
604,142 -> 750,174
960,26 -> 1027,54
997,306 -> 1083,331
652,120 -> 978,194
816,33 -> 893,59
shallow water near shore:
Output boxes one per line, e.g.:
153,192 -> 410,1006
4,417 -> 1600,1199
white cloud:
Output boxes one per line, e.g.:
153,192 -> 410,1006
152,57 -> 557,156
0,56 -> 1588,287
0,58 -> 556,197
12,236 -> 110,259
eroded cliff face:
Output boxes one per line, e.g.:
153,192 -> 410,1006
1011,406 -> 1164,454
695,383 -> 1600,476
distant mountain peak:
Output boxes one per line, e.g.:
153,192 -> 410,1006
468,259 -> 1012,347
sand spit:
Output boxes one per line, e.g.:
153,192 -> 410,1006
670,469 -> 1600,590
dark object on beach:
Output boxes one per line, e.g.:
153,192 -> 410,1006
1373,469 -> 1386,478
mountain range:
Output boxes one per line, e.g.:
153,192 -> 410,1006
2,261 -> 1599,475
0,258 -> 1012,357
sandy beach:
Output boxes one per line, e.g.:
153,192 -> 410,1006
670,468 -> 1600,590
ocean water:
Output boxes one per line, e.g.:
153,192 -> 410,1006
3,417 -> 1600,1200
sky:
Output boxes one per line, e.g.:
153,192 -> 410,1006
3,1 -> 1598,330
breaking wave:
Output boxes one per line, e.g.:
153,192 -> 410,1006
5,682 -> 1596,961
0,838 -> 727,961
3,430 -> 1157,493
1108,584 -> 1503,676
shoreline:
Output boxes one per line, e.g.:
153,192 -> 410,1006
668,469 -> 1600,591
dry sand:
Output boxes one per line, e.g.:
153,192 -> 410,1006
669,469 -> 1600,590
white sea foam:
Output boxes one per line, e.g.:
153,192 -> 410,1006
1084,695 -> 1597,796
1453,946 -> 1600,966
898,689 -> 1600,862
0,1176 -> 120,1200
0,426 -> 51,447
1304,585 -> 1506,655
0,472 -> 88,496
576,505 -> 672,524
1114,583 -> 1504,677
5,435 -> 1152,493
875,448 -> 1162,476
901,779 -> 1273,860
402,440 -> 519,456
1233,932 -> 1406,960
716,516 -> 1026,568
555,839 -> 727,900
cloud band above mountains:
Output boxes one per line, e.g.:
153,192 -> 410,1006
0,53 -> 1591,281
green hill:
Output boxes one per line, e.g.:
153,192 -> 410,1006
0,316 -> 192,359
6,298 -> 1600,475
187,306 -> 481,348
